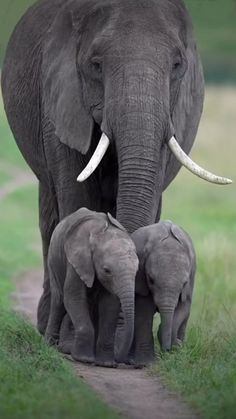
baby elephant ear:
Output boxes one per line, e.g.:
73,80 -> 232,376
170,224 -> 186,246
64,228 -> 95,288
107,213 -> 127,232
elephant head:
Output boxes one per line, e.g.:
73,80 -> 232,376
132,221 -> 195,351
43,0 -> 231,233
64,208 -> 139,359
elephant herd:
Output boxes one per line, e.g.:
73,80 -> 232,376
45,207 -> 196,366
1,0 -> 231,367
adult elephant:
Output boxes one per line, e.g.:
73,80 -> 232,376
1,0 -> 230,334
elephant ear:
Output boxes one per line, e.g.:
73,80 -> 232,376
42,7 -> 94,154
164,14 -> 204,188
157,221 -> 172,242
170,223 -> 186,246
106,213 -> 127,232
64,227 -> 95,288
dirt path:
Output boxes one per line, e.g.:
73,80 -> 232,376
13,270 -> 199,419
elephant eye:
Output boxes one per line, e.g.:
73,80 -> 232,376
91,58 -> 102,73
103,266 -> 112,275
172,51 -> 187,80
148,276 -> 155,286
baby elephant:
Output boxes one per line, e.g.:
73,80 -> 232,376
45,207 -> 138,365
132,220 -> 196,356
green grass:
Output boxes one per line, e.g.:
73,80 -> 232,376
0,94 -> 118,419
0,312 -> 118,419
151,87 -> 236,418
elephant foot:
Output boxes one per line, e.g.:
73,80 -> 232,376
71,351 -> 95,364
171,338 -> 183,350
45,334 -> 59,347
132,352 -> 156,368
95,359 -> 117,368
96,348 -> 117,368
71,339 -> 95,364
58,339 -> 73,355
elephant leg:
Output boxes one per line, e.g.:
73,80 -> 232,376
96,291 -> 120,367
64,265 -> 95,364
133,295 -> 156,367
172,301 -> 191,347
58,313 -> 74,355
45,293 -> 65,346
49,139 -> 102,221
37,182 -> 59,335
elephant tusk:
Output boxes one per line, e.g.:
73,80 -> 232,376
77,133 -> 110,182
168,136 -> 232,185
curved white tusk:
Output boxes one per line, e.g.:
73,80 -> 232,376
77,133 -> 110,182
168,136 -> 232,185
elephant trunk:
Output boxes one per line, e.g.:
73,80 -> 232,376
116,284 -> 135,362
159,309 -> 174,351
104,64 -> 168,233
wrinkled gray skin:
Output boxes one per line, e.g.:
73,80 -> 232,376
131,221 -> 196,362
1,0 -> 204,334
45,207 -> 138,365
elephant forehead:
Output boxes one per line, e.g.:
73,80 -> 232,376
147,250 -> 190,274
97,237 -> 137,259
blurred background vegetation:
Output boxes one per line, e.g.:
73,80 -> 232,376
0,0 -> 236,83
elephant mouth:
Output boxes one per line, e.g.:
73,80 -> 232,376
77,132 -> 232,185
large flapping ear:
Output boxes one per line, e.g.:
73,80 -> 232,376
64,213 -> 97,288
106,213 -> 127,232
163,5 -> 204,188
42,5 -> 94,154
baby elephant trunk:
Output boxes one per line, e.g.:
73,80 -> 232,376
159,310 -> 174,351
117,287 -> 135,362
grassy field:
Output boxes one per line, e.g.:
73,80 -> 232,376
0,95 -> 118,419
154,87 -> 236,419
0,0 -> 236,83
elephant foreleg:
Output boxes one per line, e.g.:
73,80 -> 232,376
64,265 -> 95,364
172,301 -> 191,347
58,313 -> 74,355
37,182 -> 59,335
96,291 -> 120,367
45,292 -> 65,346
132,295 -> 156,366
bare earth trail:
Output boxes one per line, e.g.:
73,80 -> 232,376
13,270 -> 199,419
